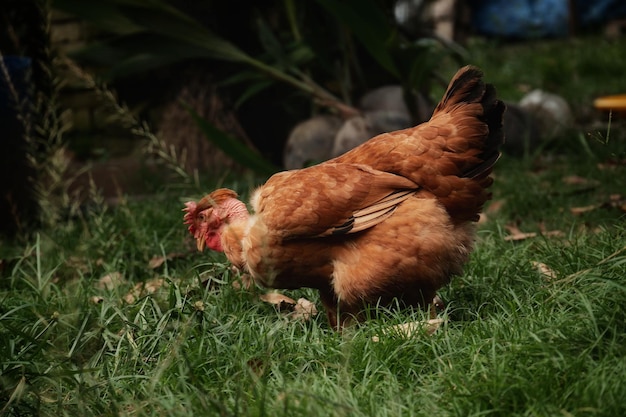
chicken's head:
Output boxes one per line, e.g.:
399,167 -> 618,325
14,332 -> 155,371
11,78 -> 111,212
183,188 -> 248,252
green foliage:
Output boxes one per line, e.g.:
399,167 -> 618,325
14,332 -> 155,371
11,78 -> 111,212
53,0 -> 459,174
318,0 -> 401,78
1,186 -> 625,415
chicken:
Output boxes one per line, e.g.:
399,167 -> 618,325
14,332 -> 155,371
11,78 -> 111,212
184,66 -> 505,328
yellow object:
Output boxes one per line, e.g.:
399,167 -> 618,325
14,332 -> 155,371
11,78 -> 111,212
594,94 -> 626,112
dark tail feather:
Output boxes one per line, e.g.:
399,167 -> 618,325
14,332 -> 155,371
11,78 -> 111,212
432,66 -> 506,222
468,83 -> 506,179
435,66 -> 506,179
433,66 -> 487,113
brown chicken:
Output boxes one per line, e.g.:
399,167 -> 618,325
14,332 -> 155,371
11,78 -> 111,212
184,66 -> 505,328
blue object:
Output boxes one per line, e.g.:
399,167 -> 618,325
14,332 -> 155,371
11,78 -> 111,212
470,0 -> 626,38
470,0 -> 569,38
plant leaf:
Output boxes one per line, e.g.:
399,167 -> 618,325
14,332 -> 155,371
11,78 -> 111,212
317,0 -> 400,78
234,80 -> 274,108
182,103 -> 279,176
53,0 -> 141,34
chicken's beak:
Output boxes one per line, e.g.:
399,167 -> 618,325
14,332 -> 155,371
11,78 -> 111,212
196,237 -> 206,252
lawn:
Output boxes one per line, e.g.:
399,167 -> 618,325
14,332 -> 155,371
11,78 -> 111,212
1,35 -> 626,416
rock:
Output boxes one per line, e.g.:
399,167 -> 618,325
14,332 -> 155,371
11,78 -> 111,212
519,89 -> 574,139
283,115 -> 342,169
331,110 -> 414,157
284,86 -> 433,167
331,116 -> 370,158
360,85 -> 411,115
501,102 -> 541,156
360,85 -> 433,124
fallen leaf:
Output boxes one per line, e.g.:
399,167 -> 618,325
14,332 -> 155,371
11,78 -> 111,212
148,257 -> 166,270
545,230 -> 565,238
504,231 -> 538,242
259,292 -> 297,311
562,175 -> 599,186
123,293 -> 136,304
570,204 -> 601,215
486,199 -> 506,214
144,278 -> 164,294
597,158 -> 626,170
148,252 -> 187,269
372,318 -> 444,342
291,298 -> 318,320
504,228 -> 565,242
96,272 -> 125,290
258,293 -> 317,321
609,194 -> 626,213
504,223 -> 523,235
123,278 -> 166,304
91,296 -> 104,304
531,261 -> 558,281
503,223 -> 536,241
66,256 -> 90,273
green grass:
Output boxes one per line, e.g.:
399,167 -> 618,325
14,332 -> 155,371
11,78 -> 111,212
2,35 -> 626,416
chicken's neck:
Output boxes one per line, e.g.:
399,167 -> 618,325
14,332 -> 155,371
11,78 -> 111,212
220,198 -> 250,270
222,198 -> 250,224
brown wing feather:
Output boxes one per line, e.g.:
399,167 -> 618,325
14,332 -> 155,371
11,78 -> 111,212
331,65 -> 505,223
318,189 -> 416,236
253,163 -> 418,239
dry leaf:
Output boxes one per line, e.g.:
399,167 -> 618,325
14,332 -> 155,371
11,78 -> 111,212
144,278 -> 164,294
571,195 -> 626,215
66,256 -> 90,273
486,199 -> 506,214
96,272 -> 125,290
531,261 -> 558,281
123,278 -> 166,304
259,293 -> 317,321
148,252 -> 187,269
504,231 -> 538,242
597,158 -> 626,170
291,298 -> 318,320
609,194 -> 626,213
504,224 -> 564,241
148,256 -> 166,270
570,204 -> 601,215
91,296 -> 104,304
372,318 -> 444,342
562,175 -> 599,186
505,223 -> 523,235
259,292 -> 297,311
123,292 -> 137,304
